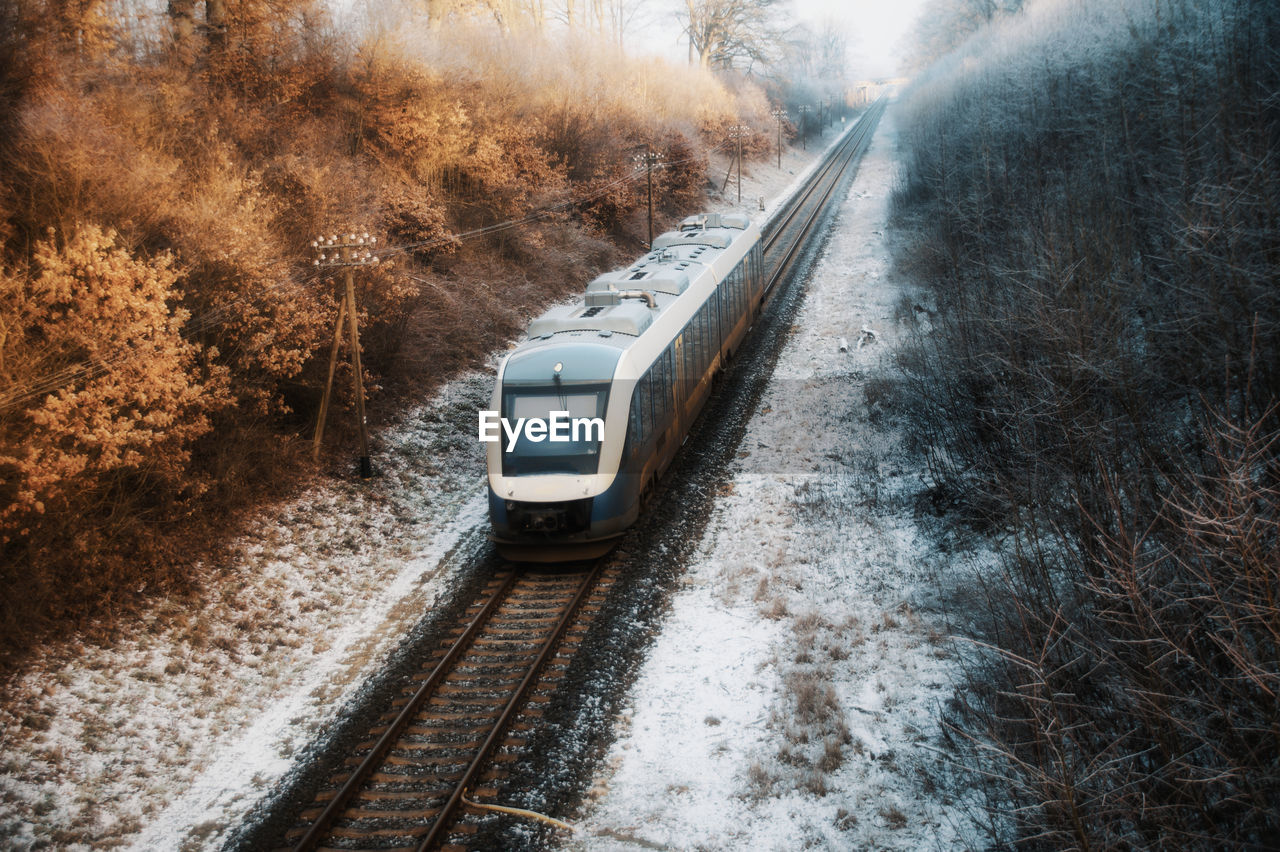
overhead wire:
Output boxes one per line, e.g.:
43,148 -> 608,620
0,137 -> 731,414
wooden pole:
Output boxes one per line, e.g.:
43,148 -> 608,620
345,266 -> 372,479
311,230 -> 379,479
721,149 -> 736,192
736,132 -> 743,204
646,151 -> 654,247
312,291 -> 348,461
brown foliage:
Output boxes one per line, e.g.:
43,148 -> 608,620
0,226 -> 229,614
0,4 -> 767,647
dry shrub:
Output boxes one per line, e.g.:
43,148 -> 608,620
949,413 -> 1280,848
0,226 -> 229,614
892,0 -> 1280,845
7,78 -> 185,242
0,0 -> 779,648
757,611 -> 855,798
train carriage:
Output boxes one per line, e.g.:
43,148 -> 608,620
486,213 -> 763,561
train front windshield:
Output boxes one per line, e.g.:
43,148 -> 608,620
501,384 -> 609,476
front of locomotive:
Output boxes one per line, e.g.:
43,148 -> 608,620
485,338 -> 640,561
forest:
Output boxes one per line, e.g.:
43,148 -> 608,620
0,0 -> 848,647
891,0 -> 1279,846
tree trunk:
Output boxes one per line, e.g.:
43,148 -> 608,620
167,0 -> 197,61
206,0 -> 227,50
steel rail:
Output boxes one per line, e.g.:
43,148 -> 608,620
761,98 -> 887,295
289,570 -> 520,852
415,564 -> 603,850
763,96 -> 884,255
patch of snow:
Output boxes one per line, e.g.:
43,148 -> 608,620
0,372 -> 493,851
563,108 -> 986,850
125,494 -> 487,852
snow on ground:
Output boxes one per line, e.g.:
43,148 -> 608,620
562,109 -> 985,850
0,129 -> 847,851
0,374 -> 495,850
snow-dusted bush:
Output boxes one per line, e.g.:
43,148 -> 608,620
891,0 -> 1280,846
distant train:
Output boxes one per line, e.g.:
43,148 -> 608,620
485,213 -> 764,561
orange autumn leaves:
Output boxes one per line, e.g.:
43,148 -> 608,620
1,227 -> 228,538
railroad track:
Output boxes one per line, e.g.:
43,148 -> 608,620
283,565 -> 610,852
276,99 -> 887,852
762,96 -> 888,295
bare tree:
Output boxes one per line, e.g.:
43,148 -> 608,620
907,0 -> 1025,69
816,15 -> 847,79
166,0 -> 227,58
680,0 -> 781,71
426,0 -> 541,33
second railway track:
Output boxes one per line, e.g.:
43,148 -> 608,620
272,97 -> 887,852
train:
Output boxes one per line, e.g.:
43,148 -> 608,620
484,212 -> 764,561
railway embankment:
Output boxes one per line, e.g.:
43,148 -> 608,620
887,0 -> 1280,846
0,130 -> 851,851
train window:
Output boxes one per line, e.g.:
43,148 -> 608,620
645,370 -> 655,437
696,308 -> 708,370
696,304 -> 707,367
501,383 -> 609,476
730,267 -> 740,321
682,326 -> 695,386
706,301 -> 715,357
688,321 -> 698,375
715,286 -> 726,344
630,373 -> 649,447
700,302 -> 713,366
657,347 -> 672,422
683,325 -> 698,389
709,292 -> 720,350
651,359 -> 663,428
629,381 -> 644,447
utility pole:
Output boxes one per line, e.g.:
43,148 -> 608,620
771,107 -> 786,170
312,232 -> 381,478
798,105 -> 811,150
727,125 -> 750,204
633,148 -> 665,247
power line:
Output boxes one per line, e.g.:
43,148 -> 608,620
0,138 -> 732,414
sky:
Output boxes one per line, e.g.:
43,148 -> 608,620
630,0 -> 927,78
790,0 -> 928,77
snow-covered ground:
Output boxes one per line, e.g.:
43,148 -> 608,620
561,110 -> 985,850
0,127 -> 852,851
0,373 -> 496,850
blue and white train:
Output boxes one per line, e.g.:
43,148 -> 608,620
486,213 -> 764,560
